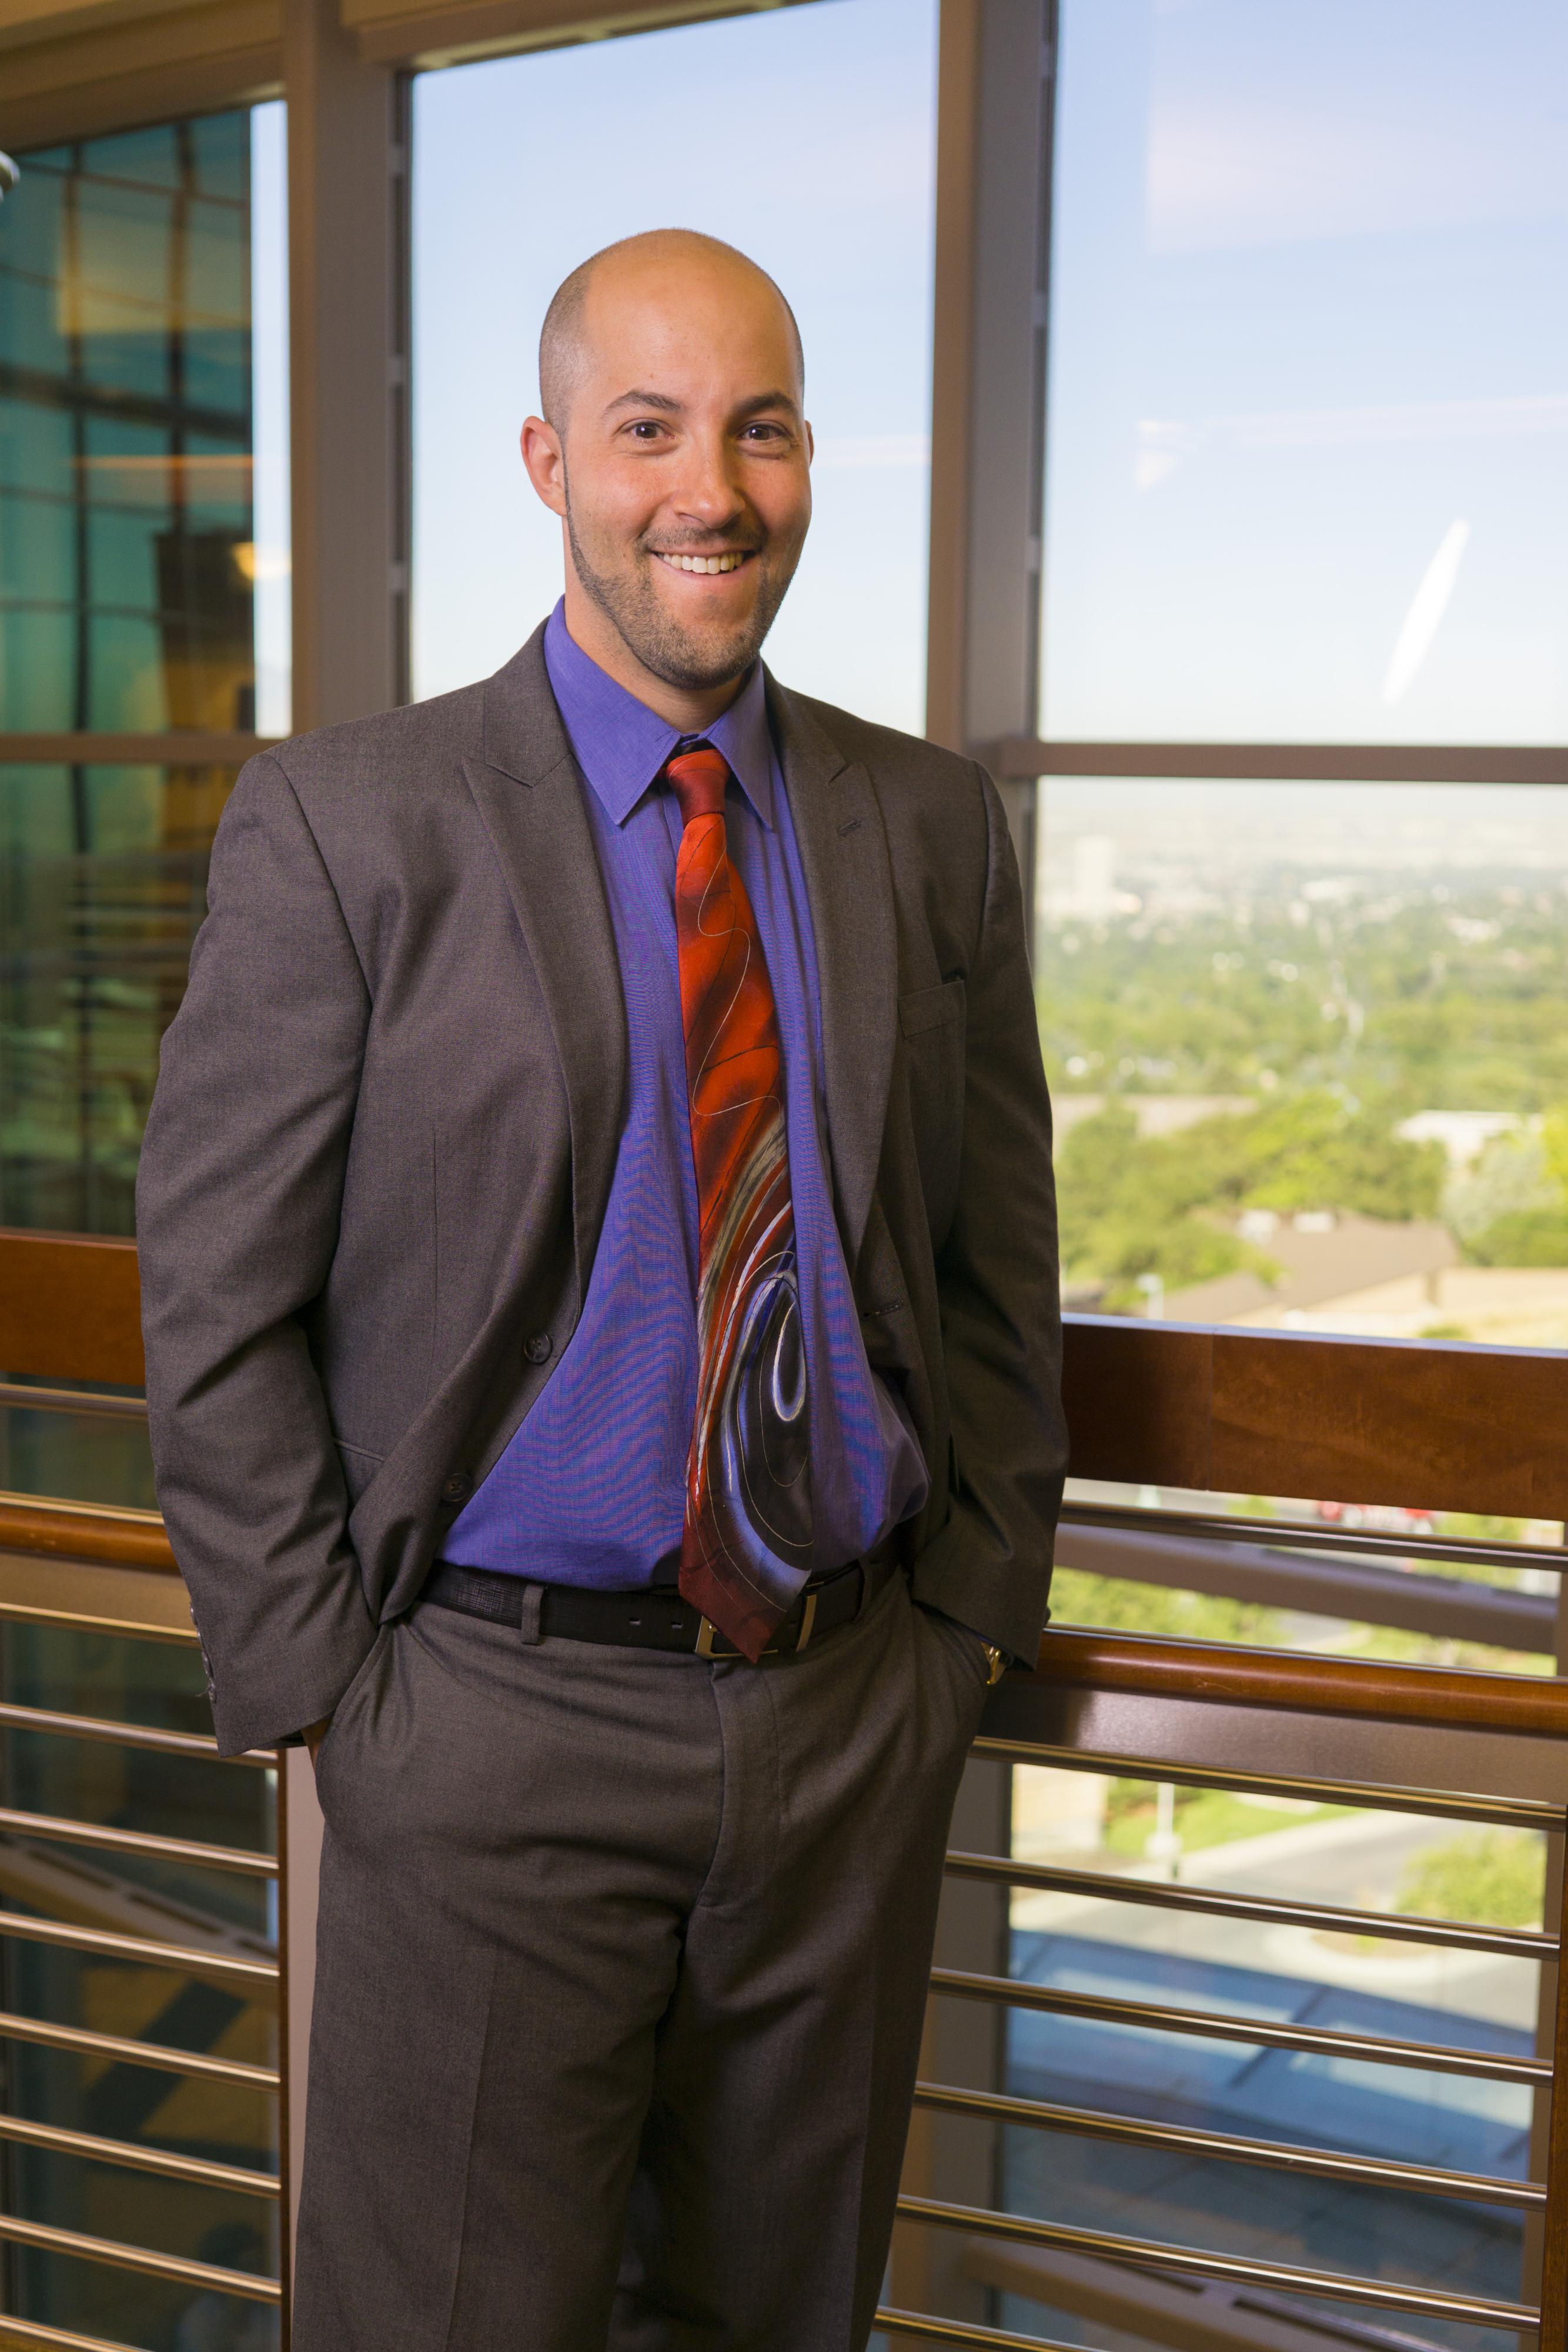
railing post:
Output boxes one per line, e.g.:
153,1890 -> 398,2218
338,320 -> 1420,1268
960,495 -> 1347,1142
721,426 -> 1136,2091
278,1745 -> 324,2343
1540,1872 -> 1568,2352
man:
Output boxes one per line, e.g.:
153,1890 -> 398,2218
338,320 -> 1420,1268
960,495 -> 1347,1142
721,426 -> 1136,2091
137,229 -> 1065,2350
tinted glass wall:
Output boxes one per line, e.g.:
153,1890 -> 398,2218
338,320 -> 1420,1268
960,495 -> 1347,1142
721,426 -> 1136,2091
1,115 -> 255,737
412,0 -> 937,733
0,105 -> 286,1237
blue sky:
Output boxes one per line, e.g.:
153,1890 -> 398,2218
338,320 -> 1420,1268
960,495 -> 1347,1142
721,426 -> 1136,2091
1043,0 -> 1568,744
248,0 -> 1568,755
409,0 -> 937,731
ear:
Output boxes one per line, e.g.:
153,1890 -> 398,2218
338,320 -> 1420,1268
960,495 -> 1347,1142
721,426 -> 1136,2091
520,415 -> 567,517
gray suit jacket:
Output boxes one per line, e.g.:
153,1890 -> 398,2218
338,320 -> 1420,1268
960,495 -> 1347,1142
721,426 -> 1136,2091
136,627 -> 1067,1755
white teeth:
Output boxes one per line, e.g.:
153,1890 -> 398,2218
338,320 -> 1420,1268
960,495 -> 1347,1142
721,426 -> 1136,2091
658,551 -> 748,573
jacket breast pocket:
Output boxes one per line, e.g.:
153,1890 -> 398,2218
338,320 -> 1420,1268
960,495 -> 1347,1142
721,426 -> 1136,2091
898,978 -> 965,1241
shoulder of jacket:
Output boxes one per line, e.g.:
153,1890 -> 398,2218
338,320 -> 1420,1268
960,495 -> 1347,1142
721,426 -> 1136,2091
779,687 -> 984,800
262,679 -> 487,794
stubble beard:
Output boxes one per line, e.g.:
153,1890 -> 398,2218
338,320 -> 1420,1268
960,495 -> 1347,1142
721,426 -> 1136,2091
564,499 -> 799,693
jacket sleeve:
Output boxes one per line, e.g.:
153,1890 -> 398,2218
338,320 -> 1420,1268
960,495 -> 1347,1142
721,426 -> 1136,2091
908,766 -> 1068,1665
136,751 -> 378,1756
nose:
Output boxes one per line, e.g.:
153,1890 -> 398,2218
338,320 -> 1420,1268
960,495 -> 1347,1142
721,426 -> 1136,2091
670,428 -> 747,533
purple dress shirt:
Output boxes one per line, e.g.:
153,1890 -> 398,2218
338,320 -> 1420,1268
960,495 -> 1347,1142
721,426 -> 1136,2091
443,603 -> 928,1589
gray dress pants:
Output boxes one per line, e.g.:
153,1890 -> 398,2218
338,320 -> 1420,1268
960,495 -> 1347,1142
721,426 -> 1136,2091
292,1568 -> 991,2352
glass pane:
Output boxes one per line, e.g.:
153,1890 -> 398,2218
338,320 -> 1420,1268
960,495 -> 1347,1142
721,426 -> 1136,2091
412,0 -> 937,731
0,104 -> 289,738
1040,0 -> 1568,743
1003,1770 -> 1543,2351
0,763 -> 234,1238
1039,776 -> 1568,1342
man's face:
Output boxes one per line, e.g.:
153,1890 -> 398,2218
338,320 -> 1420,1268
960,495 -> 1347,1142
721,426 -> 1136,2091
529,257 -> 812,694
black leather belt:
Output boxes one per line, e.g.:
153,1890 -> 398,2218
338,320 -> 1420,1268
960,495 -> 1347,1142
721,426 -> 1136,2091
421,1555 -> 888,1659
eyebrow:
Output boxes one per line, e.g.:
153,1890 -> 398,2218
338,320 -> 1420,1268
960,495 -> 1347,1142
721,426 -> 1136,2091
604,388 -> 683,416
601,387 -> 803,422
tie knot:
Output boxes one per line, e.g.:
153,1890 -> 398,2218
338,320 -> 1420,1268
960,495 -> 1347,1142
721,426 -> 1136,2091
664,742 -> 730,829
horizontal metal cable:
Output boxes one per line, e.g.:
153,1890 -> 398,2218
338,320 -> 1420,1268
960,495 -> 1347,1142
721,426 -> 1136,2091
0,2210 -> 280,2300
897,2194 -> 1537,2331
0,1384 -> 147,1422
0,1804 -> 276,1876
945,1847 -> 1556,1959
930,1967 -> 1552,2084
973,1739 -> 1566,1833
0,1599 -> 200,1647
0,1907 -> 278,1986
1055,1519 -> 1556,1651
0,2111 -> 279,2196
0,1697 -> 270,1766
1059,1498 -> 1568,1577
875,2308 -> 1079,2351
0,2312 -> 145,2352
911,2080 -> 1544,2207
0,2006 -> 279,2087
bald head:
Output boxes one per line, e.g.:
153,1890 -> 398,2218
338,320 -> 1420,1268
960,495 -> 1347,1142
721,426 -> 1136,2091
519,225 -> 814,724
539,229 -> 803,436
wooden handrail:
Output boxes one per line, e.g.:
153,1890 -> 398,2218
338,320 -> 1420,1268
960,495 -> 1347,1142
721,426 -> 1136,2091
1026,1625 -> 1568,1739
1062,1312 -> 1568,1522
0,1495 -> 176,1574
1,1235 -> 1566,1522
0,1228 -> 143,1386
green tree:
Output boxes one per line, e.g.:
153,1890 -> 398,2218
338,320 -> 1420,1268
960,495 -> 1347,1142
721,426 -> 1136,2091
1397,1830 -> 1544,1930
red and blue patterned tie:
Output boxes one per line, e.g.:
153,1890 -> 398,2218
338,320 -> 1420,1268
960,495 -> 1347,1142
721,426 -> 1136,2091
666,743 -> 813,1658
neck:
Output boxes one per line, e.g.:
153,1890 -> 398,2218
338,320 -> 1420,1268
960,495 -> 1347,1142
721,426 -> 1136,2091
561,575 -> 748,733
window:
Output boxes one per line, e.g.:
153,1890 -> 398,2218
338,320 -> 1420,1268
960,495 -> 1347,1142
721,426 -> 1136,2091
0,113 -> 285,2350
1040,0 -> 1568,744
411,0 -> 937,733
1037,1 -> 1568,1345
0,103 -> 287,1238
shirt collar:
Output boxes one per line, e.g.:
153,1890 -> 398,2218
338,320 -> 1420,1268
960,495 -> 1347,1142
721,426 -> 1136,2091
544,600 -> 775,830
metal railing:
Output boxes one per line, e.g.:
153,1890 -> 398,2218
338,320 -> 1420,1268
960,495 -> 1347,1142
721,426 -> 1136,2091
0,1447 -> 281,2341
882,1627 -> 1568,2352
2,1297 -> 1567,2347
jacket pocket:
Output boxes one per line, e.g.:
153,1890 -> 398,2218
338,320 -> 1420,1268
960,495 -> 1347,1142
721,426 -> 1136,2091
900,976 -> 965,1038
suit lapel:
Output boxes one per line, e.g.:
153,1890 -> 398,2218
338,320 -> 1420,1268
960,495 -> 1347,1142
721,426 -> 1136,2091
464,629 -> 627,1298
768,674 -> 897,1264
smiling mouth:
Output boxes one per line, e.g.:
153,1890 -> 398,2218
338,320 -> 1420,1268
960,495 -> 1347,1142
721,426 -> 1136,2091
651,549 -> 755,576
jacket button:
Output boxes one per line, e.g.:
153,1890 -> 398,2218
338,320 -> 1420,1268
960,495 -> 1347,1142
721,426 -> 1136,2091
440,1470 -> 472,1503
524,1331 -> 553,1365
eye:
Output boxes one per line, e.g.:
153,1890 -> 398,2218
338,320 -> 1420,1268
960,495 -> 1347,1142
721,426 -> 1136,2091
626,420 -> 668,443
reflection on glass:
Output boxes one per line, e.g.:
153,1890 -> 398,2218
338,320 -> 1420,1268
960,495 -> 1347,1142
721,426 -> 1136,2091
0,115 -> 257,734
1041,0 -> 1568,743
1039,779 -> 1568,1344
0,1619 -> 279,2347
0,763 -> 235,1234
1005,1769 -> 1538,2352
412,0 -> 937,731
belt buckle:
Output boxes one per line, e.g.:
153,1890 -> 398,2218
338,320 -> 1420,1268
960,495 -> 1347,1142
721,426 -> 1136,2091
696,1589 -> 818,1662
